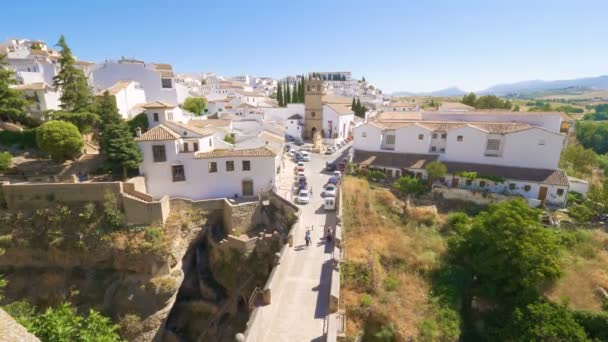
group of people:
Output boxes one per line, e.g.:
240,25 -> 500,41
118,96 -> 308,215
304,226 -> 333,247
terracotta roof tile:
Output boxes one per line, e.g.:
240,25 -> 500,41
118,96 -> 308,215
135,124 -> 180,141
443,161 -> 569,186
353,150 -> 438,169
142,101 -> 175,109
353,150 -> 569,186
194,147 -> 276,159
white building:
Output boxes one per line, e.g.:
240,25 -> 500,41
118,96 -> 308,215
12,83 -> 60,119
135,103 -> 281,200
90,59 -> 188,106
353,116 -> 571,206
100,80 -> 147,119
284,114 -> 304,139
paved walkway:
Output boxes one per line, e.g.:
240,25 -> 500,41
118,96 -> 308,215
255,145 -> 349,342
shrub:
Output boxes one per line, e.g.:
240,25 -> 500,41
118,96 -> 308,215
572,310 -> 608,341
36,120 -> 83,160
568,204 -> 595,223
367,170 -> 385,182
393,176 -> 425,196
383,275 -> 399,292
119,313 -> 143,339
0,152 -> 11,171
102,192 -> 124,231
360,293 -> 373,308
0,130 -> 37,149
149,276 -> 178,296
444,212 -> 471,234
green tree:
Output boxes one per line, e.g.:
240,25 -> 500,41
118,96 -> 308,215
277,82 -> 283,107
453,199 -> 563,300
461,92 -> 477,106
505,301 -> 589,341
53,35 -> 92,112
575,121 -> 608,154
351,97 -> 357,112
97,91 -> 122,127
48,110 -> 100,135
393,176 -> 425,196
362,76 -> 366,82
0,151 -> 12,171
9,302 -> 122,342
513,104 -> 520,111
127,112 -> 149,135
0,54 -> 27,122
181,96 -> 207,115
284,82 -> 291,104
559,144 -> 598,178
36,120 -> 83,161
100,123 -> 142,179
292,82 -> 298,104
299,77 -> 305,102
224,133 -> 235,144
425,160 -> 447,186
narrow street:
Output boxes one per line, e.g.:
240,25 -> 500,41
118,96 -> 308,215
257,144 -> 350,342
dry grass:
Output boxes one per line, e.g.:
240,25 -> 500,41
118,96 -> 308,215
341,176 -> 446,340
547,230 -> 608,311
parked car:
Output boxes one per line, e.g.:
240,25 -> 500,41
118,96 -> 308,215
327,176 -> 339,185
324,197 -> 336,211
293,139 -> 304,146
333,170 -> 342,179
325,148 -> 333,155
337,161 -> 346,171
285,135 -> 295,142
294,153 -> 303,162
323,184 -> 337,197
297,171 -> 306,181
297,189 -> 310,204
325,163 -> 337,172
301,151 -> 311,161
297,161 -> 305,167
295,165 -> 305,172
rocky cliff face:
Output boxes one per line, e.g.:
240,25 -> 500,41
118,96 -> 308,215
0,196 -> 297,341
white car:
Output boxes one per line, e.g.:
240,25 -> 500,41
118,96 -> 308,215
297,161 -> 305,167
333,170 -> 342,179
297,189 -> 310,204
301,151 -> 311,161
323,184 -> 337,197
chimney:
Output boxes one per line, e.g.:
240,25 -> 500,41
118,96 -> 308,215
135,127 -> 142,137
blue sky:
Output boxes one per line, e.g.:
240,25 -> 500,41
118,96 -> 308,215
2,0 -> 607,93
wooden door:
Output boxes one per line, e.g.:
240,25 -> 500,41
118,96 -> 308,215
451,178 -> 459,188
538,186 -> 548,201
242,180 -> 254,197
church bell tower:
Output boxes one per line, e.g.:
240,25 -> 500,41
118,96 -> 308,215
304,78 -> 324,140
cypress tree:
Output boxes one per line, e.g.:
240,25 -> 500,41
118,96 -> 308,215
53,35 -> 92,112
277,82 -> 283,106
351,97 -> 357,111
284,82 -> 290,105
299,77 -> 305,102
100,122 -> 142,180
98,90 -> 122,128
0,54 -> 27,122
292,82 -> 297,104
356,98 -> 363,117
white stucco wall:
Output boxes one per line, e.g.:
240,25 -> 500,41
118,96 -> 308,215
138,139 -> 276,200
91,62 -> 180,105
115,82 -> 147,119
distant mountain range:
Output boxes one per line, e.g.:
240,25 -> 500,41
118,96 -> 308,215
392,75 -> 608,97
392,87 -> 467,97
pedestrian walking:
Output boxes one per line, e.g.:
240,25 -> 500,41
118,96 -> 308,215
310,186 -> 313,196
305,233 -> 311,247
326,226 -> 333,242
